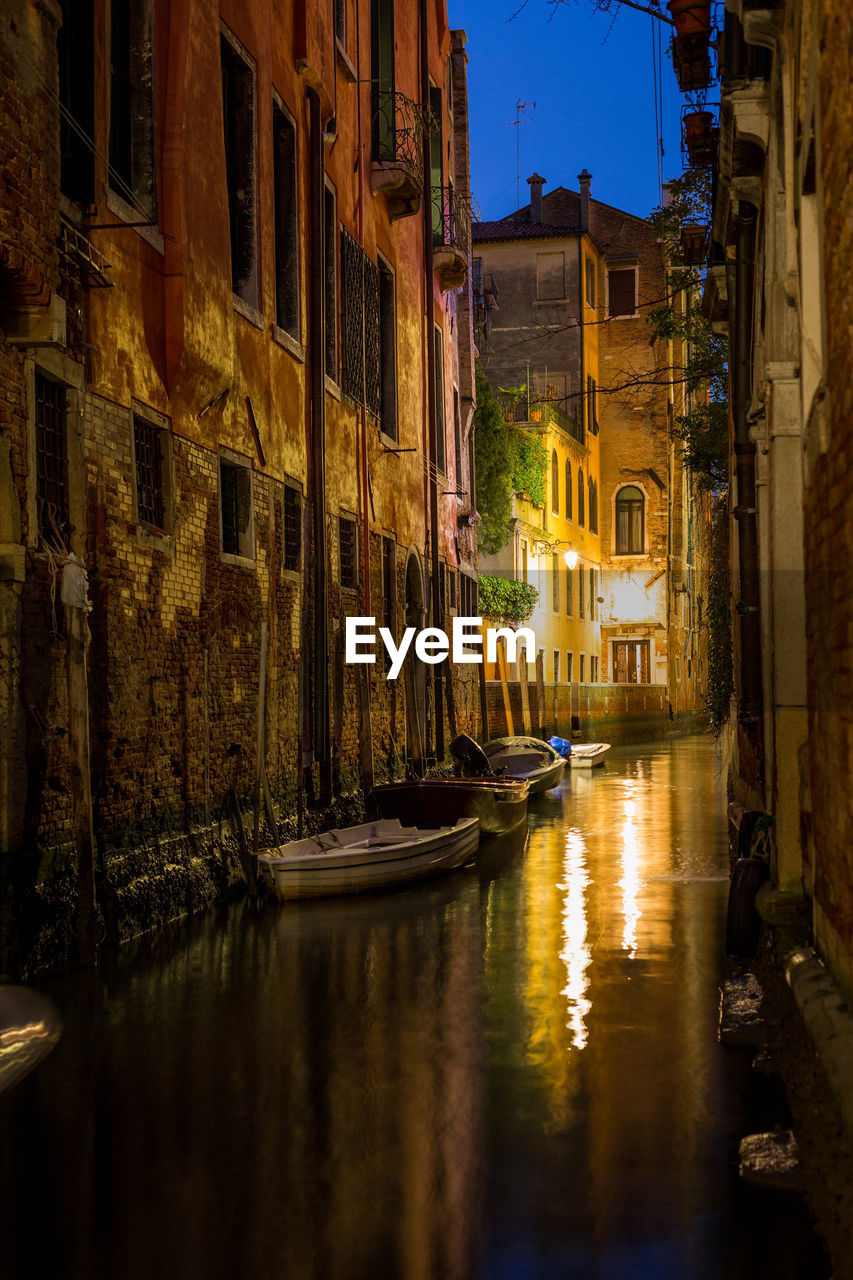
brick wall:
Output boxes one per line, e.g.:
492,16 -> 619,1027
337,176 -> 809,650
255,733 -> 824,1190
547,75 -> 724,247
805,0 -> 853,955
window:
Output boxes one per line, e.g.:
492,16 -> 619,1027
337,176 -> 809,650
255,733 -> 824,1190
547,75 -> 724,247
372,0 -> 396,160
579,564 -> 584,618
339,516 -> 357,588
585,257 -> 595,308
472,257 -> 483,301
453,388 -> 462,484
578,468 -> 585,526
613,639 -> 650,684
324,183 -> 338,377
434,326 -> 446,474
59,0 -> 94,204
607,266 -> 637,318
520,540 -> 528,583
468,426 -> 475,506
551,450 -> 559,514
335,0 -> 346,46
221,31 -> 258,307
379,259 -> 397,439
429,85 -> 443,240
590,479 -> 599,534
273,101 -> 298,338
133,415 -> 167,530
565,458 -> 573,519
566,651 -> 573,683
536,252 -> 565,301
565,565 -> 573,616
35,373 -> 70,546
110,0 -> 156,219
586,376 -> 598,436
579,653 -> 585,683
553,650 -> 560,682
220,455 -> 253,559
591,655 -> 599,682
449,568 -> 457,611
615,485 -> 645,554
282,483 -> 301,572
589,568 -> 595,618
552,553 -> 560,612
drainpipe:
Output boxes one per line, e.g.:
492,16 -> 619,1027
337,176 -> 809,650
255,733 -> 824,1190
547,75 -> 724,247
307,87 -> 330,774
420,0 -> 444,759
732,200 -> 762,726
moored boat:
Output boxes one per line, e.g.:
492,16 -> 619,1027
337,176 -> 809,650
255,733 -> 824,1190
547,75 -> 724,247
371,776 -> 529,837
450,733 -> 565,796
567,742 -> 611,768
258,817 -> 479,902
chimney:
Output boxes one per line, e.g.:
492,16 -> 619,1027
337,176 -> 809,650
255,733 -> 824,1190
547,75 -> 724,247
578,168 -> 592,233
527,172 -> 545,223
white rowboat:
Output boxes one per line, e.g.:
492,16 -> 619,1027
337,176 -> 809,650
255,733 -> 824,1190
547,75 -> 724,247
258,817 -> 480,901
568,743 -> 611,768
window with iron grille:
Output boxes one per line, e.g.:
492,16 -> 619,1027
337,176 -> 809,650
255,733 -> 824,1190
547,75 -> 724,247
220,456 -> 253,558
133,415 -> 166,530
341,228 -> 385,422
282,483 -> 301,572
35,373 -> 70,545
339,516 -> 357,589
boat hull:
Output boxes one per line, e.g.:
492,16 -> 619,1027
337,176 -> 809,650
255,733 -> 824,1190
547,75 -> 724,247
568,743 -> 611,768
481,737 -> 566,795
258,817 -> 480,902
371,778 -> 529,836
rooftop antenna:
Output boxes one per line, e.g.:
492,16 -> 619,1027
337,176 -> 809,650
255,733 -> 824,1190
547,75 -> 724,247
512,99 -> 535,210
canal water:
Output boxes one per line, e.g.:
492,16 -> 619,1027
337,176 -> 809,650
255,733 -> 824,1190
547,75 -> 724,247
1,736 -> 827,1280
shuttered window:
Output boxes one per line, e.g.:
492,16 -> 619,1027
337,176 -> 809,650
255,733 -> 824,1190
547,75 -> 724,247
607,267 -> 636,317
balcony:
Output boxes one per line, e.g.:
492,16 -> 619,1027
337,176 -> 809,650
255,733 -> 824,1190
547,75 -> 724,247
370,92 -> 427,221
431,187 -> 470,291
473,268 -> 499,349
498,394 -> 584,446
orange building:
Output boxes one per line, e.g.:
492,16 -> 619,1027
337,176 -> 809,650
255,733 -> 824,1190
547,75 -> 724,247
0,0 -> 477,972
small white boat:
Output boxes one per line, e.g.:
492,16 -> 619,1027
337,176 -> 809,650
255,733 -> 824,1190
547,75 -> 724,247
479,737 -> 566,795
258,817 -> 480,901
568,743 -> 611,769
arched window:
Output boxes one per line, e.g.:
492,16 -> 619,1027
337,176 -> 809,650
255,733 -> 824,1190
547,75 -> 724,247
565,458 -> 573,519
590,479 -> 598,533
577,468 -> 585,526
615,485 -> 644,554
551,450 -> 559,514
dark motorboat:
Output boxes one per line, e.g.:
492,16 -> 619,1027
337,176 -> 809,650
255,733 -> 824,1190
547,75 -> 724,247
371,775 -> 529,837
450,733 -> 566,796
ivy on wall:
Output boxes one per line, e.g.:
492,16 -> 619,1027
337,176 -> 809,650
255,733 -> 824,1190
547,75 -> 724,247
473,362 -> 549,553
508,431 -> 548,507
478,575 -> 539,624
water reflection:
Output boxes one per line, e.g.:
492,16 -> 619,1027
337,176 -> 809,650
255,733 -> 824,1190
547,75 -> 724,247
0,738 -> 827,1280
558,829 -> 592,1050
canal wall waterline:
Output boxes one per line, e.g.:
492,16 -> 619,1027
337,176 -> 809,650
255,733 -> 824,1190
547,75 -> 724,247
484,679 -> 708,745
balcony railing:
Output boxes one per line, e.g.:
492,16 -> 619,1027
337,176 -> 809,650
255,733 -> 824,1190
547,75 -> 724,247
431,185 -> 470,252
372,91 -> 429,179
498,394 -> 584,445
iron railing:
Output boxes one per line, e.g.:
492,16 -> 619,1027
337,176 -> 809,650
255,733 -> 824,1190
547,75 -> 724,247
340,227 -> 381,417
371,90 -> 429,184
431,185 -> 470,252
498,393 -> 584,444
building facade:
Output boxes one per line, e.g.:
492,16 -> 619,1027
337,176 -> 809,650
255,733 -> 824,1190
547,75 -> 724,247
0,0 -> 477,973
473,172 -> 707,714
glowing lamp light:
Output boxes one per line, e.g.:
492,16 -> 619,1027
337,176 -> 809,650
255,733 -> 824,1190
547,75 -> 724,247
563,549 -> 579,570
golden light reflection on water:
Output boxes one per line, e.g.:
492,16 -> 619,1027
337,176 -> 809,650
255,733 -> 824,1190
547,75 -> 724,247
558,828 -> 592,1051
619,785 -> 642,957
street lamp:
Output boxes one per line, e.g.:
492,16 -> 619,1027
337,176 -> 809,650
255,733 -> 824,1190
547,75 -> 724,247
563,548 -> 579,570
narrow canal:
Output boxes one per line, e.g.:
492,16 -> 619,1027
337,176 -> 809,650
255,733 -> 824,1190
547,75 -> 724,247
1,736 -> 827,1279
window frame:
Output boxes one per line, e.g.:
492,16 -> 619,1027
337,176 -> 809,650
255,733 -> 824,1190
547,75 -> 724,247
220,25 -> 260,316
218,449 -> 255,565
606,263 -> 639,319
614,484 -> 646,556
551,449 -> 559,515
272,94 -> 300,347
132,405 -> 173,540
324,179 -> 339,385
281,479 -> 303,579
378,252 -> 398,443
339,513 -> 359,591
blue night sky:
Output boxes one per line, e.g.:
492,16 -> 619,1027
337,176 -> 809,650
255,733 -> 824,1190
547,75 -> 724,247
450,0 -> 684,223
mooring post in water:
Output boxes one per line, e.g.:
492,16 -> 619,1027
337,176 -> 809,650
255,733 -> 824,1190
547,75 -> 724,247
535,650 -> 546,739
478,659 -> 489,743
253,621 -> 268,851
497,637 -> 514,737
62,556 -> 100,967
403,656 -> 424,777
518,654 -> 532,735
